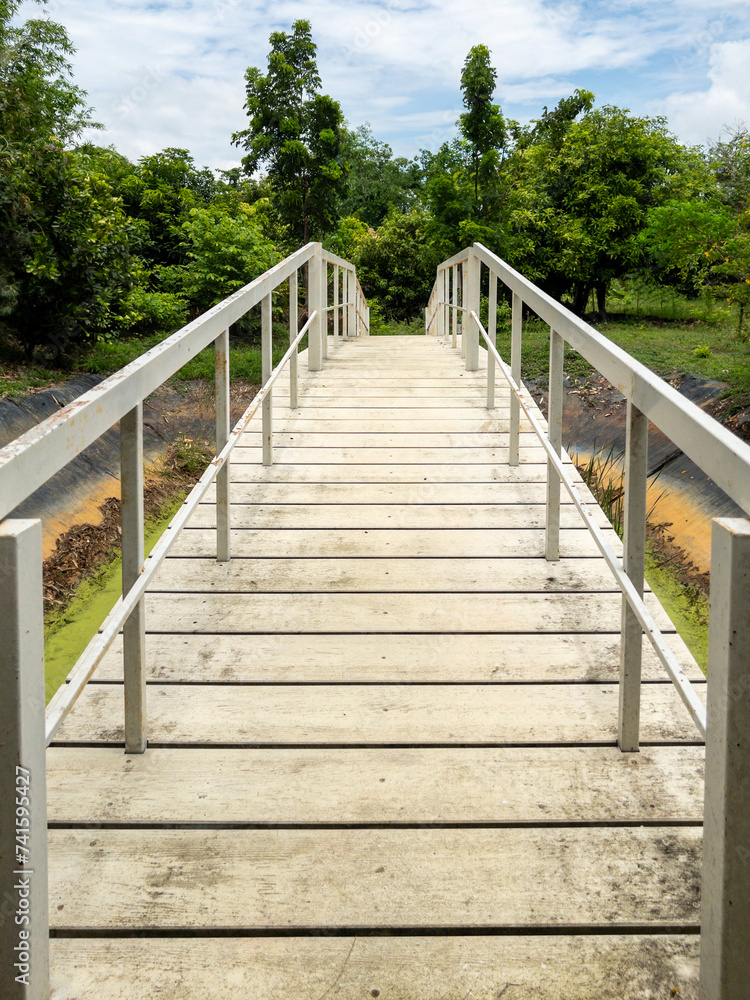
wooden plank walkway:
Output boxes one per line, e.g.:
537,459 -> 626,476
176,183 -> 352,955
47,335 -> 705,999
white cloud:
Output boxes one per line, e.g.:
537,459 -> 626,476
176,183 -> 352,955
13,0 -> 750,166
660,38 -> 750,144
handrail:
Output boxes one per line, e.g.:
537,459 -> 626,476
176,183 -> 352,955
44,310 -> 317,743
0,242 -> 369,1000
428,242 -> 750,998
470,309 -> 706,736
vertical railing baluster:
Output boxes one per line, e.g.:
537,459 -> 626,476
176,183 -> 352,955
509,292 -> 523,466
487,270 -> 497,409
215,329 -> 230,563
459,264 -> 466,359
618,402 -> 648,751
465,253 -> 480,372
322,262 -> 329,360
308,249 -> 323,370
262,292 -> 273,465
0,519 -> 49,1000
289,271 -> 299,410
700,517 -> 750,1000
452,264 -> 458,349
121,403 -> 147,752
333,264 -> 340,345
546,328 -> 563,561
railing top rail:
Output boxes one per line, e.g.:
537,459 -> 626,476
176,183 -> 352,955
439,249 -> 470,270
0,242 -> 319,522
437,242 -> 750,516
321,248 -> 355,270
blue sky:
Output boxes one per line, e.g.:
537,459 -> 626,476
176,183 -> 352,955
17,0 -> 750,170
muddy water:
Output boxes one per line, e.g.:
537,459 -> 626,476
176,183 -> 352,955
1,376 -> 256,558
531,374 -> 747,577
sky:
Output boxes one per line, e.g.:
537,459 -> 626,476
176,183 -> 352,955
15,0 -> 750,172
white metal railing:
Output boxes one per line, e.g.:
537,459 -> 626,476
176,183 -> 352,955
0,241 -> 368,999
428,242 -> 750,1000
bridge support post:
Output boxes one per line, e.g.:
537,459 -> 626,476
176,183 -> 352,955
452,264 -> 458,350
333,265 -> 340,346
289,273 -> 299,409
509,292 -> 523,466
0,519 -> 50,1000
347,269 -> 356,339
121,403 -> 147,753
308,249 -> 323,370
486,271 -> 497,409
618,402 -> 648,752
262,292 -> 273,465
545,328 -> 563,561
465,252 -> 480,371
215,328 -> 231,562
700,517 -> 750,1000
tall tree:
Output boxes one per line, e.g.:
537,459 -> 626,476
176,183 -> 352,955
458,45 -> 505,208
232,20 -> 347,243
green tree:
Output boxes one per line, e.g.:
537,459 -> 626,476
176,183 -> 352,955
458,45 -> 505,209
339,124 -> 422,227
0,2 -> 136,356
232,20 -> 346,243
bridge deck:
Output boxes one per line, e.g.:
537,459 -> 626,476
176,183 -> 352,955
47,335 -> 705,999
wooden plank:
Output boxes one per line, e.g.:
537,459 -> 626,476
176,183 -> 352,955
87,631 -> 705,683
205,482 -> 589,504
140,591 -> 670,634
268,407 -> 519,419
47,746 -> 705,824
53,682 -> 704,745
47,826 -> 702,928
229,447 -> 574,464
234,432 -> 551,448
227,463 -> 575,484
151,556 -> 631,594
171,527 -> 620,558
270,419 -> 536,433
49,935 -> 701,1000
188,503 -> 611,530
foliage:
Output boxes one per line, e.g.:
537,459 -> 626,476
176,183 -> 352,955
354,209 -> 440,320
159,201 -> 280,315
459,45 -> 506,209
339,124 -> 422,226
233,20 -> 347,242
325,215 -> 371,261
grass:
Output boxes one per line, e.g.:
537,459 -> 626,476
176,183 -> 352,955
493,308 -> 750,412
44,493 -> 187,702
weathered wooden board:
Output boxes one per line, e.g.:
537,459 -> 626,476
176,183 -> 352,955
46,746 -> 704,824
271,418 -> 535,433
47,826 -> 702,928
235,432 -> 552,448
227,463 -> 574,484
48,935 -> 701,1000
53,682 -> 703,745
229,447 -> 574,465
140,591 -> 670,634
189,502 -> 610,530
268,407 -> 519,420
91,631 -> 703,683
205,482 -> 588,505
171,527 -> 621,558
151,556 -> 630,594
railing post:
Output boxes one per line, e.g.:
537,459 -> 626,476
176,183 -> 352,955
487,270 -> 497,409
289,272 -> 299,410
321,263 -> 329,359
308,249 -> 323,371
347,269 -> 356,340
459,264 -> 466,357
452,264 -> 458,349
333,265 -> 340,345
121,403 -> 147,753
465,252 -> 480,372
545,328 -> 563,561
618,402 -> 648,752
700,517 -> 750,999
0,519 -> 49,1000
262,292 -> 273,465
509,292 -> 523,465
215,329 -> 230,563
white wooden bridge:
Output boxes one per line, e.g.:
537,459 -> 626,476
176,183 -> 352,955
1,243 -> 749,999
